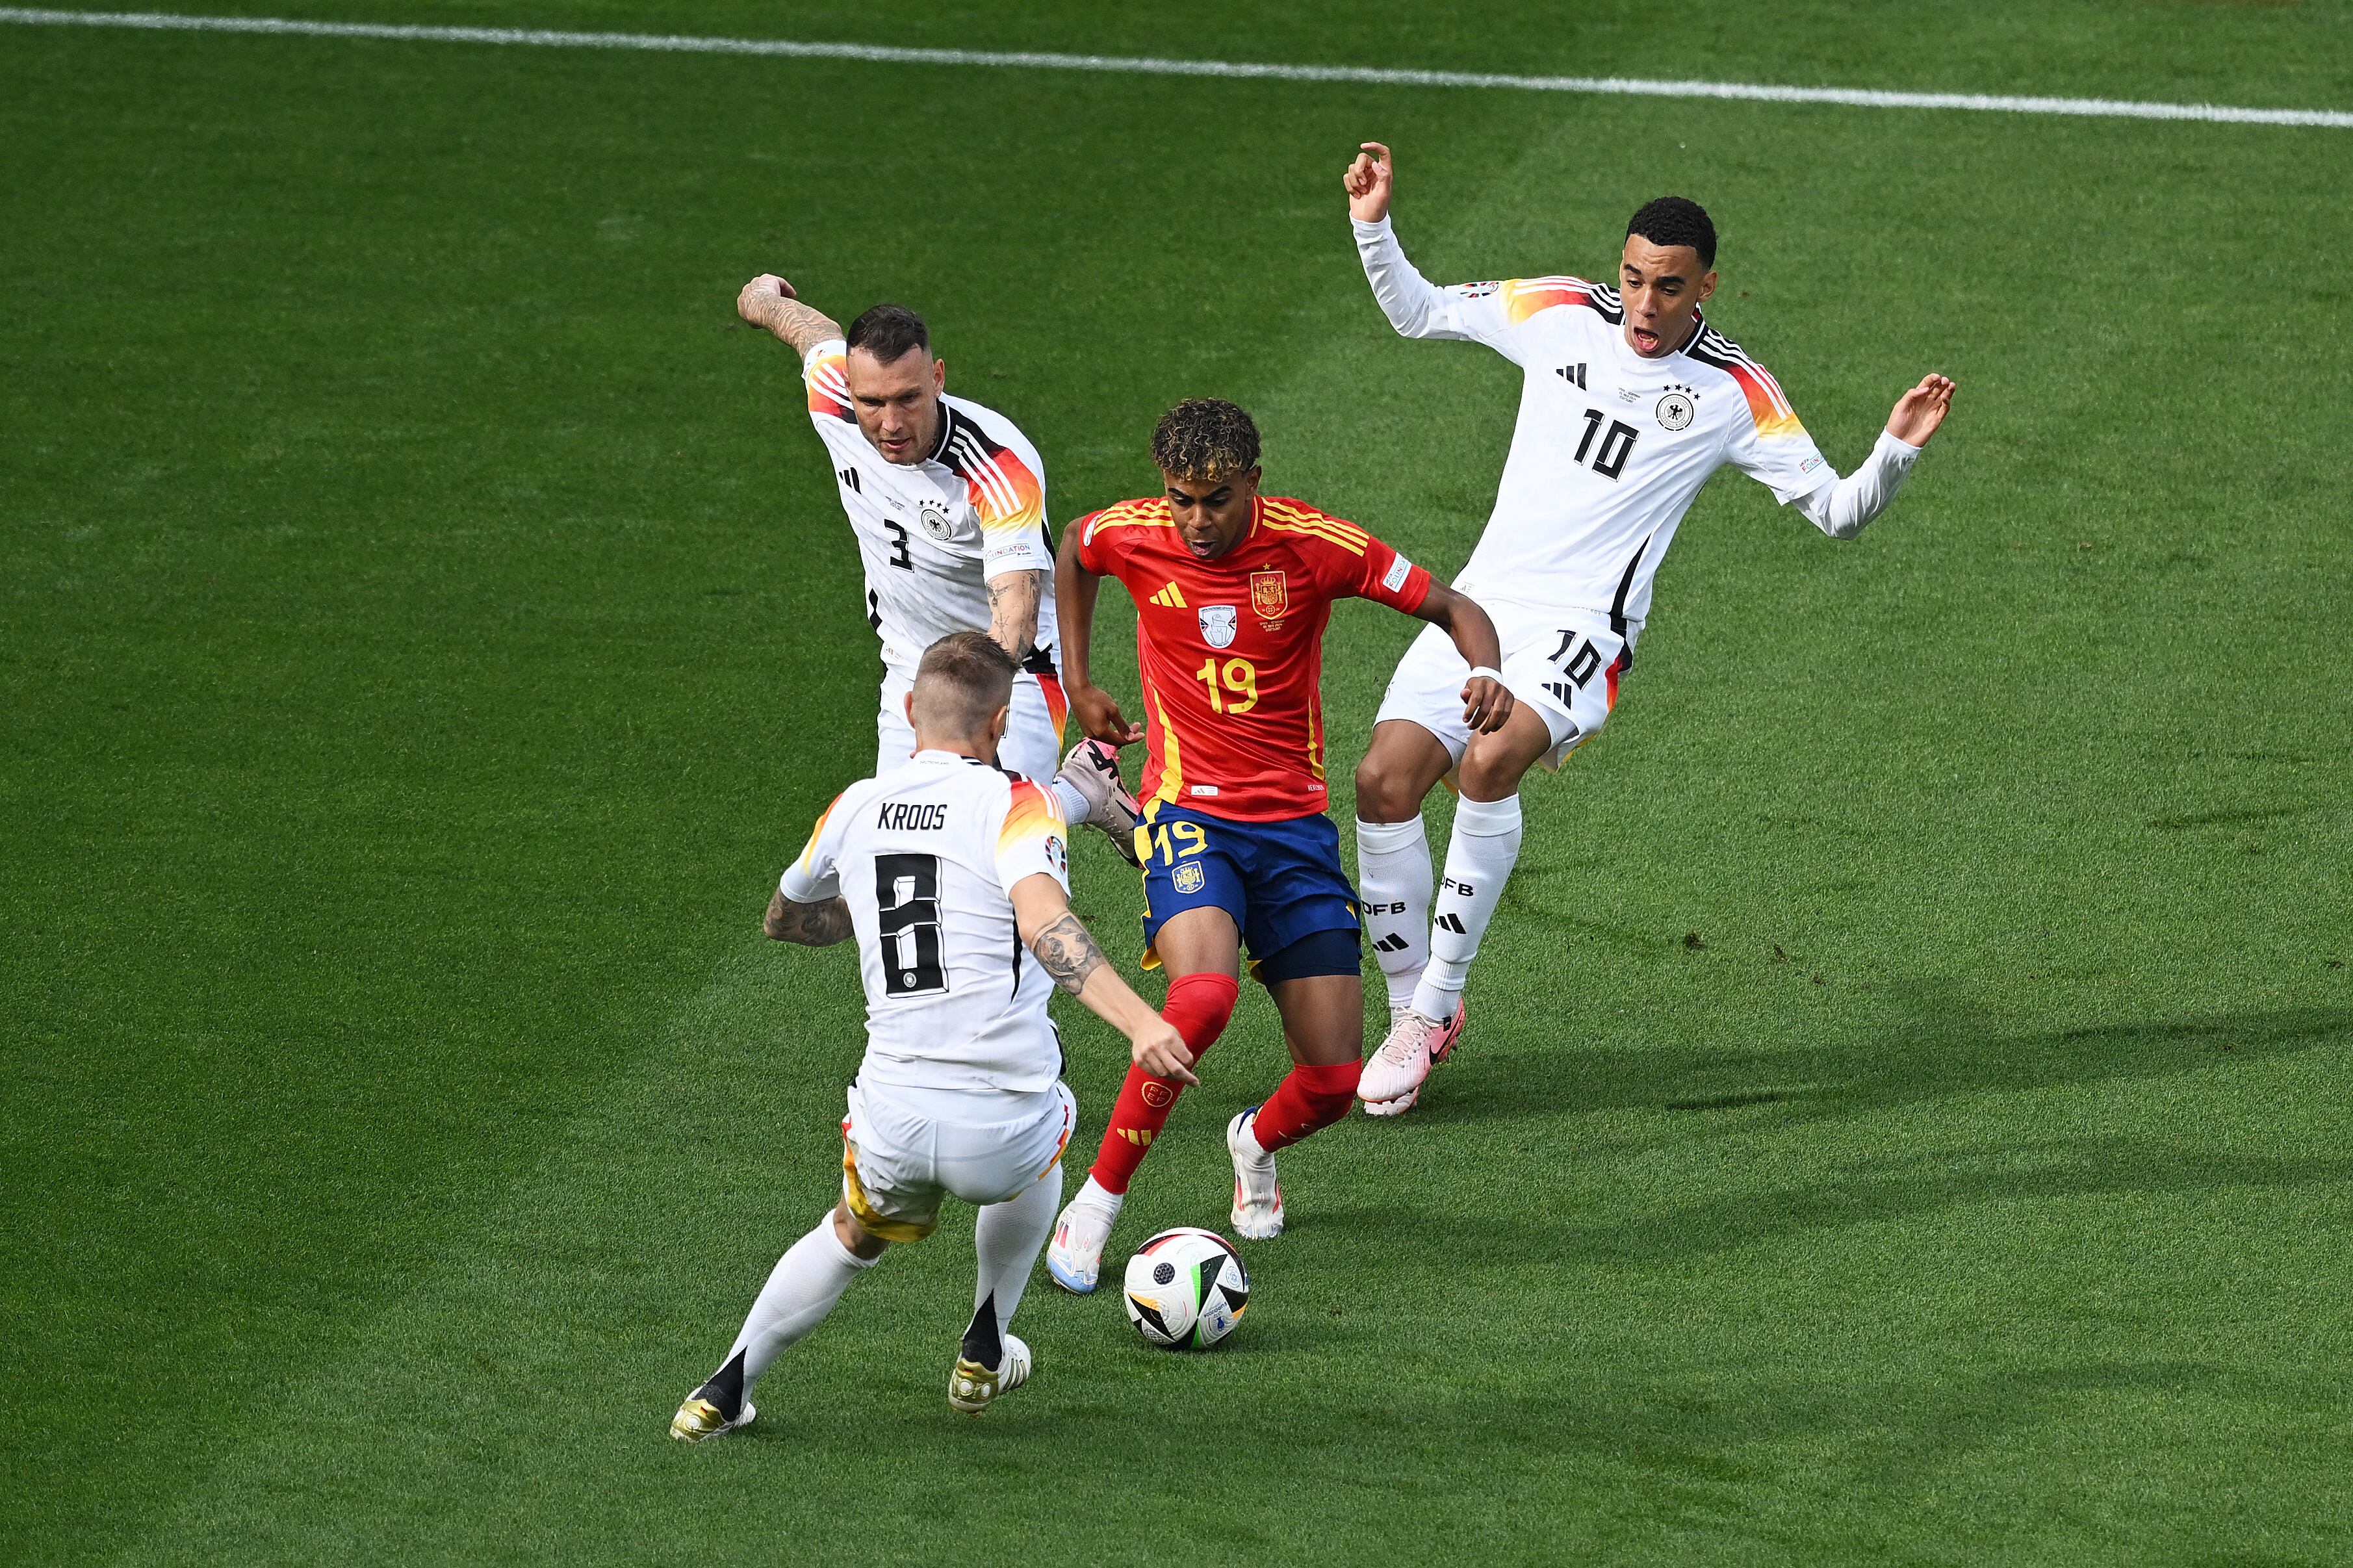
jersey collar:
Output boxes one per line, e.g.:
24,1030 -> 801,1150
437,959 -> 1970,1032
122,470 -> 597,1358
925,402 -> 957,466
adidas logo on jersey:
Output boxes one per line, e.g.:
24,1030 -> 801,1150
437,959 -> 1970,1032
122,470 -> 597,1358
1149,581 -> 1189,608
1556,363 -> 1588,390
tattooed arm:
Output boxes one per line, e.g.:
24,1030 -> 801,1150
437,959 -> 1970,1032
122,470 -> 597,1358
986,570 -> 1043,665
1010,875 -> 1196,1083
737,274 -> 845,359
765,885 -> 853,946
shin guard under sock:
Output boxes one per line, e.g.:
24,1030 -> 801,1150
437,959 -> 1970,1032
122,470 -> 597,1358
1086,970 -> 1239,1194
1355,815 -> 1433,1011
1413,793 -> 1524,1020
1250,1059 -> 1364,1153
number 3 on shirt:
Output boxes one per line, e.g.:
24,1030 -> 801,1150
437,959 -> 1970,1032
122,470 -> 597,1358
1194,656 -> 1258,715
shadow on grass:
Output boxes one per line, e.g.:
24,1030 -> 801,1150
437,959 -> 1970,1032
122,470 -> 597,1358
1414,1000 -> 2353,1129
737,1351 -> 2348,1560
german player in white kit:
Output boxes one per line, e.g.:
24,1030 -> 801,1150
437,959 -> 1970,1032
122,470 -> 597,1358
736,277 -> 1142,862
1339,144 -> 1957,1112
670,634 -> 1189,1435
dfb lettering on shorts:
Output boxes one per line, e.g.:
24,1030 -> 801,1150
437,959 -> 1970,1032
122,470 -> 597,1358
877,801 -> 949,832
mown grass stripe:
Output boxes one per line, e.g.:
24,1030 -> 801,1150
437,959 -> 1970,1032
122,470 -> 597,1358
4,6 -> 2350,129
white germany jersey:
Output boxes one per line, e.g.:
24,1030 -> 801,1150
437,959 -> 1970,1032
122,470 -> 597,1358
779,751 -> 1070,1094
802,339 -> 1061,680
1357,218 -> 1834,637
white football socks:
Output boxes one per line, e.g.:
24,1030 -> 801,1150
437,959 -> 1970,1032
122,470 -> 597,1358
728,1215 -> 879,1389
973,1170 -> 1060,1333
1354,815 -> 1433,1011
1411,793 -> 1524,1022
1048,777 -> 1091,827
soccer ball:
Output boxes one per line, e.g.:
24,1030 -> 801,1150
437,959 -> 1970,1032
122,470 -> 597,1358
1122,1227 -> 1249,1350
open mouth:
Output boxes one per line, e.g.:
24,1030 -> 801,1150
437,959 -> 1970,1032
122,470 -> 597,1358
1629,326 -> 1662,353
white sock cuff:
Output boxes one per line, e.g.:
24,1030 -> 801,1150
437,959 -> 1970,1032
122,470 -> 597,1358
1453,795 -> 1523,836
1355,815 -> 1427,852
1049,777 -> 1089,821
1077,1175 -> 1125,1212
822,1217 -> 882,1270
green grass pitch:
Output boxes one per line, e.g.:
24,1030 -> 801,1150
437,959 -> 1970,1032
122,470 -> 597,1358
5,1 -> 2351,1561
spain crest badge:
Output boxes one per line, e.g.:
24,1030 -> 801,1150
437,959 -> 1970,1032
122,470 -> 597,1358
1249,569 -> 1289,621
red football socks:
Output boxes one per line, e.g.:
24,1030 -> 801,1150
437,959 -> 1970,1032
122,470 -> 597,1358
1086,970 -> 1239,1195
1248,1059 -> 1363,1153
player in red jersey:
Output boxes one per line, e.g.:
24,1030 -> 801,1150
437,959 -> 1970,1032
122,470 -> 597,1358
1040,399 -> 1511,1289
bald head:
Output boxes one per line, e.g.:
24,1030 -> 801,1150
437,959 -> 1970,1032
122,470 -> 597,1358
908,631 -> 1016,751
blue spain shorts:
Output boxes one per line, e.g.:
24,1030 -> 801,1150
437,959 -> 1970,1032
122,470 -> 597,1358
1137,804 -> 1361,983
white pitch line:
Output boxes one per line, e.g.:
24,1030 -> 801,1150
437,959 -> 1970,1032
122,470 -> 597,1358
5,6 -> 2350,129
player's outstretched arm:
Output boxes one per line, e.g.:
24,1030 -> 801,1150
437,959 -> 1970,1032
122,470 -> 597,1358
765,884 -> 852,945
1795,375 -> 1957,541
736,274 -> 843,358
1012,875 -> 1197,1084
1344,143 -> 1515,352
1343,141 -> 1395,224
1886,374 -> 1956,446
1412,584 -> 1516,734
1054,523 -> 1144,746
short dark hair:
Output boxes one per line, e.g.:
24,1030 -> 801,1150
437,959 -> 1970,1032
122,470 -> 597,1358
846,303 -> 931,364
1151,398 -> 1261,485
1627,197 -> 1717,268
910,631 -> 1016,739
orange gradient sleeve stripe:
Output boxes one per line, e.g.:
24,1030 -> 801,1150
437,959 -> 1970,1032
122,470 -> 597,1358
1724,359 -> 1807,440
998,779 -> 1064,854
1502,276 -> 1594,324
805,349 -> 853,421
970,444 -> 1045,539
797,791 -> 846,873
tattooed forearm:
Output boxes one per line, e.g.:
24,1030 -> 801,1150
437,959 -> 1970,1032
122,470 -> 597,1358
765,888 -> 854,946
762,298 -> 844,357
987,571 -> 1042,664
1029,912 -> 1107,995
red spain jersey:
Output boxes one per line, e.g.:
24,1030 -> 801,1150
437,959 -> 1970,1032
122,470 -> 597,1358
1074,495 -> 1432,821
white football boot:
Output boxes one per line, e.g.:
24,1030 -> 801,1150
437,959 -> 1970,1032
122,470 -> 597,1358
1227,1108 -> 1285,1239
1359,998 -> 1469,1116
947,1333 -> 1033,1415
1055,738 -> 1144,869
1046,1181 -> 1123,1294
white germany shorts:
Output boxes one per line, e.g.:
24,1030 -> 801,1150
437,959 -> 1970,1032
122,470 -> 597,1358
876,666 -> 1069,783
839,1079 -> 1077,1243
1375,600 -> 1635,772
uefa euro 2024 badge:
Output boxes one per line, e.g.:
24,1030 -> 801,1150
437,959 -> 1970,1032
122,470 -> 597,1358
918,502 -> 955,540
1198,604 -> 1238,649
1656,385 -> 1697,431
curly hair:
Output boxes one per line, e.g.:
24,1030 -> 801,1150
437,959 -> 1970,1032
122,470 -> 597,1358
1626,196 -> 1717,268
1150,398 -> 1261,485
